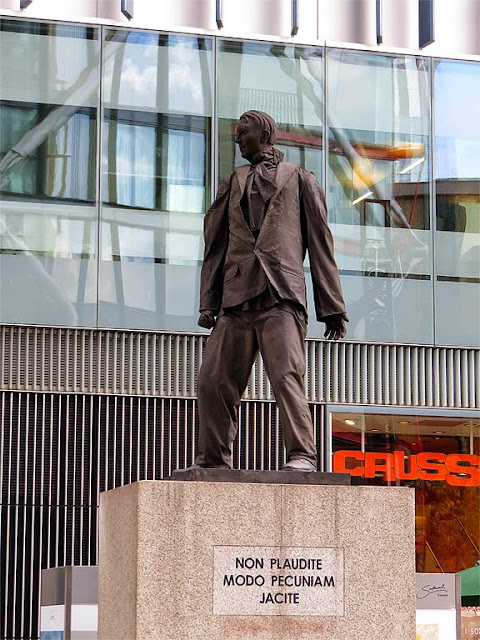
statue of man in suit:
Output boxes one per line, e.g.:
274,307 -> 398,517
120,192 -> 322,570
195,110 -> 347,472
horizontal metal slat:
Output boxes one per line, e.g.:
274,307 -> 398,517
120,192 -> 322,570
0,326 -> 479,408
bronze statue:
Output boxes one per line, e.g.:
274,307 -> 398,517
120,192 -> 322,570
194,110 -> 347,472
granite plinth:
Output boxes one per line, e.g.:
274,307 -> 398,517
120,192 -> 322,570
170,468 -> 351,485
98,480 -> 415,640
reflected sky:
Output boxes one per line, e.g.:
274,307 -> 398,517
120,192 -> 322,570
435,60 -> 480,180
103,32 -> 212,116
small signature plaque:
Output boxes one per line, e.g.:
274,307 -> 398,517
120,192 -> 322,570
416,573 -> 457,610
213,546 -> 344,616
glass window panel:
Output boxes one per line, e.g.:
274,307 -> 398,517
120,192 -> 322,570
217,40 -> 324,183
434,60 -> 480,347
99,29 -> 212,331
330,408 -> 480,574
327,49 -> 433,343
0,19 -> 99,326
217,40 -> 327,337
104,120 -> 156,210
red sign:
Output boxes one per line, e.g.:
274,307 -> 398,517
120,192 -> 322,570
333,451 -> 480,486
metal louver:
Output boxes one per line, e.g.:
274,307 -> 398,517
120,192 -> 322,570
0,390 -> 323,639
1,326 -> 478,408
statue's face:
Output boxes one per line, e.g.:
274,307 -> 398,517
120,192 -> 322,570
235,118 -> 267,163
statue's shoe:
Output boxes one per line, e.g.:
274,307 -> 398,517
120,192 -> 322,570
281,458 -> 316,472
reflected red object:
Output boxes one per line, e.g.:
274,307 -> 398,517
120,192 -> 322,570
228,125 -> 425,160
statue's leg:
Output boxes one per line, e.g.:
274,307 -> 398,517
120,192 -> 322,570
256,303 -> 317,467
195,311 -> 258,468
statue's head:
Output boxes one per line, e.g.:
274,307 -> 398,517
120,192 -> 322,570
235,110 -> 277,163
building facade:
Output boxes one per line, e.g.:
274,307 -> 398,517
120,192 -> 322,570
0,1 -> 479,638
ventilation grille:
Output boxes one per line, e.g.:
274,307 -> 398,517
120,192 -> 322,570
1,326 -> 479,408
0,393 -> 325,506
0,391 -> 323,640
0,327 -> 203,398
1,504 -> 97,640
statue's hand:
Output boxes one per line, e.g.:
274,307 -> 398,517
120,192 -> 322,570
324,314 -> 348,341
198,310 -> 216,330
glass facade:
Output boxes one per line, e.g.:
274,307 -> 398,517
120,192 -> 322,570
327,50 -> 433,344
434,60 -> 480,347
99,29 -> 212,330
217,40 -> 324,180
0,20 -> 99,326
1,18 -> 479,347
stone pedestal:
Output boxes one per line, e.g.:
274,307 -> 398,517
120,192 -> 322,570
98,477 -> 415,640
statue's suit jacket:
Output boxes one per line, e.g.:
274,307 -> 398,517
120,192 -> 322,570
199,161 -> 346,322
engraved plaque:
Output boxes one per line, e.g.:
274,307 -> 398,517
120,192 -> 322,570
213,546 -> 344,616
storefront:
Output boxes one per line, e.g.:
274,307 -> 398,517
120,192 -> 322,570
329,406 -> 480,637
329,407 -> 480,575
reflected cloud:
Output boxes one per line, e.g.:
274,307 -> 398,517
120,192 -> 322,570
117,58 -> 159,104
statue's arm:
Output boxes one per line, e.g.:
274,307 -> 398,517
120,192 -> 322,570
198,176 -> 231,328
300,170 -> 348,339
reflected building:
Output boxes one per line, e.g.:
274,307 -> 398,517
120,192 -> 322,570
0,1 -> 479,638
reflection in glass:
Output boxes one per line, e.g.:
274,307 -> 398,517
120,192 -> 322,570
434,60 -> 480,347
327,50 -> 433,343
99,30 -> 213,330
0,19 -> 99,326
217,40 -> 328,338
217,40 -> 324,180
0,21 -> 477,343
331,410 -> 480,573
